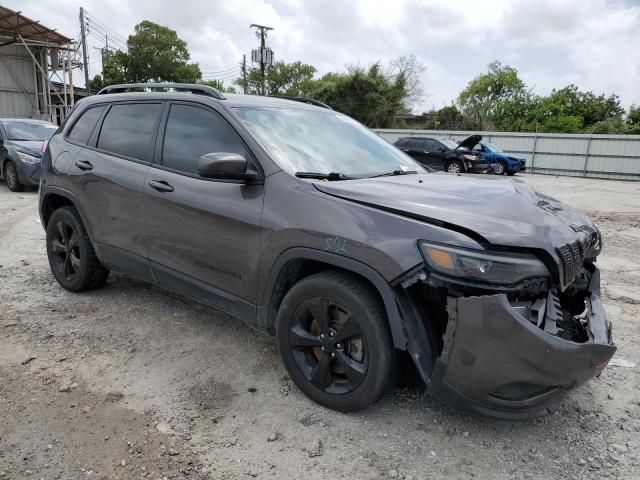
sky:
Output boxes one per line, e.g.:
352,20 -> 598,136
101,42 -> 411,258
7,0 -> 640,113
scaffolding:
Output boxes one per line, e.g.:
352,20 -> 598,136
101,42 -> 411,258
0,5 -> 79,124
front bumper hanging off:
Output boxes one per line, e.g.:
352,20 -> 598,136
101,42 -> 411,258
426,267 -> 615,419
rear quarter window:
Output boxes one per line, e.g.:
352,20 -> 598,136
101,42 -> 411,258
67,105 -> 106,145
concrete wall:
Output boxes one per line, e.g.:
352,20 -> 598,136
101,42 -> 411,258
374,129 -> 640,181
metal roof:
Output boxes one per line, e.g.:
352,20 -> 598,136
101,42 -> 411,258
0,5 -> 71,45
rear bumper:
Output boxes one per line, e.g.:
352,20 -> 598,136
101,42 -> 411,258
427,267 -> 615,419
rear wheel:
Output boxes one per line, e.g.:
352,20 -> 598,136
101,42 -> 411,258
4,161 -> 24,192
46,207 -> 109,292
445,160 -> 464,174
276,271 -> 395,412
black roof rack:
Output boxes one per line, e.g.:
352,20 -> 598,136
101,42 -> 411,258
269,96 -> 332,110
97,83 -> 226,100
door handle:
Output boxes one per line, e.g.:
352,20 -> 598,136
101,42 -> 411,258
75,160 -> 93,171
148,180 -> 174,193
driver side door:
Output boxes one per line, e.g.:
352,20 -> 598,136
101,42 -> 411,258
144,101 -> 265,316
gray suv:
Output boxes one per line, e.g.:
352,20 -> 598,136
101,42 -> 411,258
38,83 -> 615,418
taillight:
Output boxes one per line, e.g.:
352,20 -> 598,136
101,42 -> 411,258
41,140 -> 48,155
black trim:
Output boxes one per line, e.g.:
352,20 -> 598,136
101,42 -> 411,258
259,247 -> 408,349
149,260 -> 257,324
98,82 -> 226,100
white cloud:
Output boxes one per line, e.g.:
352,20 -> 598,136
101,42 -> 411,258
6,0 -> 639,111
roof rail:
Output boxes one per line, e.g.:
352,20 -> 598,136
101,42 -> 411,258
270,96 -> 332,110
97,83 -> 226,100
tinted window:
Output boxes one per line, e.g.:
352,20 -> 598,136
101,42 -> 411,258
405,138 -> 423,149
162,104 -> 247,175
97,103 -> 162,162
68,106 -> 106,144
423,139 -> 441,151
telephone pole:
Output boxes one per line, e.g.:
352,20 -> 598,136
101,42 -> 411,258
250,24 -> 273,95
242,54 -> 247,94
79,7 -> 91,95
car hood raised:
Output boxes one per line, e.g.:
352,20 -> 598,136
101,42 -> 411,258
456,134 -> 482,151
313,173 -> 596,250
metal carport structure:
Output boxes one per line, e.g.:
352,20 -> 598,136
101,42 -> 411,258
0,5 -> 75,123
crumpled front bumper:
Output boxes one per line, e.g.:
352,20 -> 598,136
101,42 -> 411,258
428,267 -> 615,419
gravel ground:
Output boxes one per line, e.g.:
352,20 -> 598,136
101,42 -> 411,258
0,173 -> 639,480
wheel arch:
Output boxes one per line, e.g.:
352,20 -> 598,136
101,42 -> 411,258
259,247 -> 408,350
40,186 -> 96,247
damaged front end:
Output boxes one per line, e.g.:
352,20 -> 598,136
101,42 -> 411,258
394,239 -> 616,419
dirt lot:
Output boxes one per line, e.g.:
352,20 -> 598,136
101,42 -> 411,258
1,173 -> 639,480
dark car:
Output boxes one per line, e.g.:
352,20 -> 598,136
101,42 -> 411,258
394,135 -> 491,174
474,141 -> 526,175
38,83 -> 615,419
0,118 -> 58,192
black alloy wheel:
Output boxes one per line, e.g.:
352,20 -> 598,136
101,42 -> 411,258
289,297 -> 368,394
46,207 -> 110,292
277,271 -> 395,411
50,219 -> 82,282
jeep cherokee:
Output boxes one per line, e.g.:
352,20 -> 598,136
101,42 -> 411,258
38,83 -> 615,418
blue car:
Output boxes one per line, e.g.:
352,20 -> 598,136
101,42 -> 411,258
473,141 -> 526,175
0,118 -> 58,192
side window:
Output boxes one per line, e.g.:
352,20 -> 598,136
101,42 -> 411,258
161,104 -> 247,176
97,103 -> 163,162
67,105 -> 106,145
423,139 -> 439,151
405,138 -> 422,149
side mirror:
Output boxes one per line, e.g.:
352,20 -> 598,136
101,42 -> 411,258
198,152 -> 258,181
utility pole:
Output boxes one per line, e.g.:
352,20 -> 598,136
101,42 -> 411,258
250,24 -> 273,95
242,54 -> 247,94
79,7 -> 90,95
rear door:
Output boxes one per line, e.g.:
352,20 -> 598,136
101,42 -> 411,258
399,138 -> 427,163
144,101 -> 264,315
66,101 -> 163,278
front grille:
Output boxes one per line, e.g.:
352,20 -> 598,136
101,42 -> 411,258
557,240 -> 586,286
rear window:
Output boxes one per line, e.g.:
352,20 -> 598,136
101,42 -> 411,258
97,103 -> 163,162
67,105 -> 106,145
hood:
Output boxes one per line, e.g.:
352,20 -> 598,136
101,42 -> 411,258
313,173 -> 596,251
5,140 -> 43,157
456,134 -> 482,151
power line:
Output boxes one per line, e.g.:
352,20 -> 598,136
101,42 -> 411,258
84,11 -> 128,44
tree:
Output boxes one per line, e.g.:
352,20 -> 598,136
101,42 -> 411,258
101,21 -> 201,85
198,79 -> 237,94
457,61 -> 529,130
627,104 -> 640,126
238,61 -> 316,96
310,58 -> 424,128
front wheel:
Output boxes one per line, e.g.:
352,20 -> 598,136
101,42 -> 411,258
276,271 -> 395,412
4,161 -> 24,192
445,160 -> 464,174
493,160 -> 506,175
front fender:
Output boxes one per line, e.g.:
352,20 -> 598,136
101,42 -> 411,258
259,247 -> 409,349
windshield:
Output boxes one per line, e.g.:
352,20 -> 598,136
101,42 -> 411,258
4,121 -> 57,141
233,107 -> 426,177
440,138 -> 459,150
482,142 -> 503,153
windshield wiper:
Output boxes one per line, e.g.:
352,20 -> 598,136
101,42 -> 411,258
295,171 -> 352,181
369,169 -> 418,178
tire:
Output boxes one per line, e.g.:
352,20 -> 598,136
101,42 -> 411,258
46,207 -> 109,292
276,270 -> 396,412
494,160 -> 506,175
4,161 -> 24,192
445,160 -> 464,174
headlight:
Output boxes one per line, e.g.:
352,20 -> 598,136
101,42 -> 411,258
419,242 -> 549,285
16,151 -> 41,165
463,154 -> 476,161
